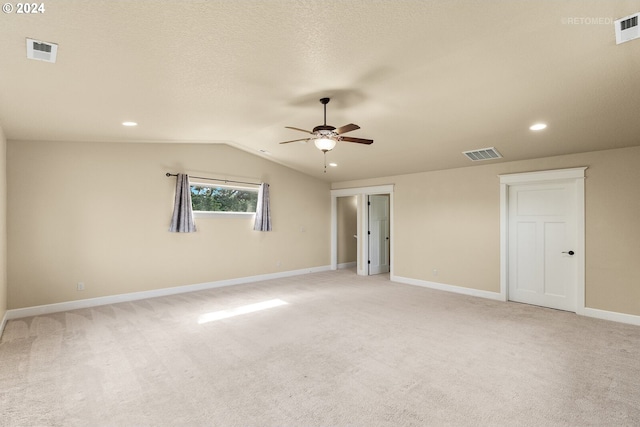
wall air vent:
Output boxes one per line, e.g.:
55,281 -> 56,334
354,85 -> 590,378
615,13 -> 640,45
26,38 -> 58,63
463,147 -> 503,162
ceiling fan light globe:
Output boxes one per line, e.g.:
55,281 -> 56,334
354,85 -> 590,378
314,137 -> 337,151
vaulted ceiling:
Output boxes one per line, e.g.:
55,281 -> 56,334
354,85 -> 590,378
1,1 -> 639,181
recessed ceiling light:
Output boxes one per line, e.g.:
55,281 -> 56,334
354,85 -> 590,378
529,123 -> 547,131
122,121 -> 138,127
329,162 -> 338,167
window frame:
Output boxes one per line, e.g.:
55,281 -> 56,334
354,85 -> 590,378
189,181 -> 259,218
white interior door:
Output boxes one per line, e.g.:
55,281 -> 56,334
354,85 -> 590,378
508,181 -> 577,311
368,195 -> 390,275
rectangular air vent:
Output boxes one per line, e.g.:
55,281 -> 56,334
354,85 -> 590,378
26,38 -> 58,63
615,13 -> 640,45
463,147 -> 503,161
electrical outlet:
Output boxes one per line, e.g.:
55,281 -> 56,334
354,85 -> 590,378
77,282 -> 85,291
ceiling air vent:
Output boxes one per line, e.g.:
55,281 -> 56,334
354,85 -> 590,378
463,147 -> 502,162
26,38 -> 58,63
615,13 -> 640,44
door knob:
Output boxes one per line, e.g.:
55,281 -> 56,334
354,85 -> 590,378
562,250 -> 575,256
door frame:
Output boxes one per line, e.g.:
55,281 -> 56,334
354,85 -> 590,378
331,185 -> 394,276
499,167 -> 587,314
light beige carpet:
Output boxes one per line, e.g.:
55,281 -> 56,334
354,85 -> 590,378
1,269 -> 639,426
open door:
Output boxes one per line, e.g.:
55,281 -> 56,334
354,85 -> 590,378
368,194 -> 390,275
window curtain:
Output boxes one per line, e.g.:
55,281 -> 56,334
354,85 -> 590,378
253,183 -> 272,232
169,173 -> 197,233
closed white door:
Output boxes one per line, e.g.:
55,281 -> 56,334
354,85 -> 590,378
508,181 -> 577,311
368,195 -> 390,275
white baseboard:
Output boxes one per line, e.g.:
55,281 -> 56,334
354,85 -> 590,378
581,307 -> 640,326
5,265 -> 331,321
337,262 -> 357,270
0,311 -> 7,339
6,268 -> 640,329
392,275 -> 504,301
392,275 -> 640,327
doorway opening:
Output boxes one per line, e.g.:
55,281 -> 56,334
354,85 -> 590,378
336,195 -> 357,270
331,185 -> 394,276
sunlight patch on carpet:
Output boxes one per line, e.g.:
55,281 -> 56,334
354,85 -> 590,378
198,299 -> 289,324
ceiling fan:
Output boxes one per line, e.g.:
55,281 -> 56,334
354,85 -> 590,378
279,97 -> 374,153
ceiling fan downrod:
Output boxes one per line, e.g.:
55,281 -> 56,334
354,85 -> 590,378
320,97 -> 330,126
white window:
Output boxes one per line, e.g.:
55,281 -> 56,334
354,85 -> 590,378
190,183 -> 258,216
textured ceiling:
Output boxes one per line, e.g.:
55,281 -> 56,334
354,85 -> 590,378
1,1 -> 639,182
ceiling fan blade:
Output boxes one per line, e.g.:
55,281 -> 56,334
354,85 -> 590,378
279,138 -> 310,144
285,126 -> 314,134
335,123 -> 360,135
341,136 -> 374,145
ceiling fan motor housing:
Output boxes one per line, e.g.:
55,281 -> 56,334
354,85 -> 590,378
312,125 -> 336,133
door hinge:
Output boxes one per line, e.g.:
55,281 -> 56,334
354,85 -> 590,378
368,231 -> 371,235
368,260 -> 371,264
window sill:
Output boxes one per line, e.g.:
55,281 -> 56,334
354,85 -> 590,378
194,211 -> 256,219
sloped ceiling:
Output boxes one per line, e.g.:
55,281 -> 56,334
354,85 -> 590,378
1,1 -> 639,182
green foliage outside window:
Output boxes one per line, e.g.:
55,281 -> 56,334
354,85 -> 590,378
190,185 -> 258,213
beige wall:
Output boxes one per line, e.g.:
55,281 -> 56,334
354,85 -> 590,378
337,196 -> 357,265
0,126 -> 6,324
333,146 -> 640,317
7,140 -> 330,309
7,140 -> 640,317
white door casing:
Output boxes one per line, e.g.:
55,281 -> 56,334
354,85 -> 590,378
500,168 -> 586,313
368,195 -> 390,275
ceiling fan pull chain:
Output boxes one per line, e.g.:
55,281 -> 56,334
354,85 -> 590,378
323,151 -> 327,173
